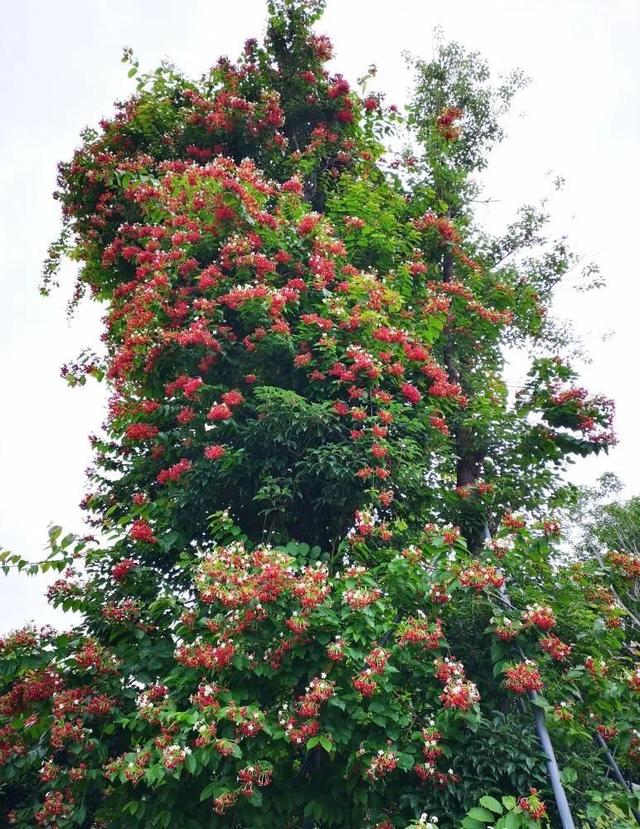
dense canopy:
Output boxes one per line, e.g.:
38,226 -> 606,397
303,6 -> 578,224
1,2 -> 637,828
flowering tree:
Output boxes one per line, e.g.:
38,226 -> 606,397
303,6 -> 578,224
1,2 -> 638,828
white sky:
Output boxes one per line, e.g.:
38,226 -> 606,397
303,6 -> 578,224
1,0 -> 639,633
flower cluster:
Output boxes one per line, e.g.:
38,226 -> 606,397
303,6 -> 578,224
517,788 -> 547,821
459,562 -> 505,591
540,634 -> 572,662
396,617 -> 443,650
504,661 -> 544,694
521,604 -> 556,631
491,617 -> 521,642
434,658 -> 480,711
414,724 -> 459,787
366,750 -> 398,782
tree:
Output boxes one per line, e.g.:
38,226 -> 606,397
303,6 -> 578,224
1,2 -> 638,828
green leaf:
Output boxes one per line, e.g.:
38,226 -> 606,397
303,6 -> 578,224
561,766 -> 578,784
48,526 -> 62,542
480,795 -> 504,814
504,813 -> 521,829
199,781 -> 218,801
248,789 -> 263,807
468,806 -> 496,822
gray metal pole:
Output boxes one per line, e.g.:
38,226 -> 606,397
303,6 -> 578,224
593,732 -> 640,825
531,701 -> 576,829
481,525 -> 576,829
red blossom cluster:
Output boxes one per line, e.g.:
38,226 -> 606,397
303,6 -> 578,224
396,617 -> 443,650
540,634 -> 572,662
0,670 -> 61,717
295,676 -> 335,719
504,661 -> 544,694
102,599 -> 141,624
433,658 -> 480,711
366,750 -> 398,781
283,676 -> 332,746
518,788 -> 547,821
521,604 -> 556,631
129,519 -> 157,545
326,637 -> 345,661
237,762 -> 273,797
413,724 -> 459,787
35,789 -> 75,825
110,558 -> 137,581
585,656 -> 609,678
492,617 -> 521,642
353,670 -> 379,698
595,724 -> 618,743
435,106 -> 463,141
459,562 -> 504,591
502,513 -> 526,531
343,586 -> 383,610
607,551 -> 640,579
175,640 -> 235,671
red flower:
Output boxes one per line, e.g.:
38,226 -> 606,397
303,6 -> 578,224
504,661 -> 543,694
365,647 -> 390,674
129,520 -> 157,545
221,389 -> 244,407
439,679 -> 480,711
353,670 -> 378,697
111,559 -> 137,581
540,634 -> 571,662
157,458 -> 192,485
297,213 -> 321,235
208,403 -> 233,421
125,423 -> 159,441
521,604 -> 556,631
430,415 -> 450,436
596,724 -> 618,742
518,788 -> 547,821
183,377 -> 203,399
401,382 -> 422,404
204,444 -> 226,461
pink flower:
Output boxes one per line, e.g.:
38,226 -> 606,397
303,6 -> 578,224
204,444 -> 226,461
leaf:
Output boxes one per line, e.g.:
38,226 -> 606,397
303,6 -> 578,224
248,789 -> 263,807
468,806 -> 496,822
561,766 -> 578,784
480,795 -> 504,814
462,819 -> 485,829
199,781 -> 218,801
48,526 -> 62,542
493,660 -> 507,678
504,813 -> 521,829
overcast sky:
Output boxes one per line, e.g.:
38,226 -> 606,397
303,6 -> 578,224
1,0 -> 639,633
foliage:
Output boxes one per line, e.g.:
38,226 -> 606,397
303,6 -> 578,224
1,2 -> 637,828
